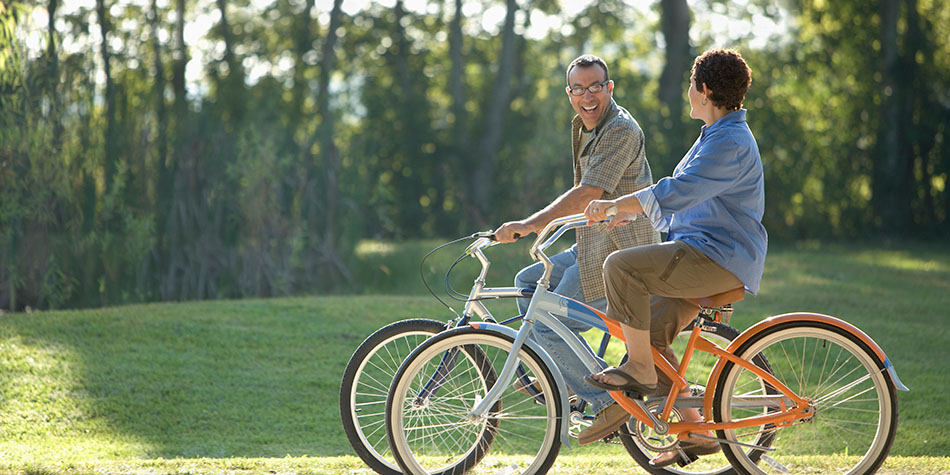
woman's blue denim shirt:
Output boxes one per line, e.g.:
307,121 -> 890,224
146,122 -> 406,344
635,109 -> 768,294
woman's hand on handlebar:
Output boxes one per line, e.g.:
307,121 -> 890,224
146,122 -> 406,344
493,220 -> 533,243
585,199 -> 640,231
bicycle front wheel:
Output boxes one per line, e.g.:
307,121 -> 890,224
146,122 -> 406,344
386,326 -> 562,475
714,322 -> 898,475
340,318 -> 448,475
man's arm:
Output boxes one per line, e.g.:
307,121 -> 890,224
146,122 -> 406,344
494,184 -> 604,243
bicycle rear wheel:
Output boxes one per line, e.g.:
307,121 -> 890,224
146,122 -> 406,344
619,319 -> 765,475
714,322 -> 898,474
386,326 -> 562,475
340,318 -> 448,475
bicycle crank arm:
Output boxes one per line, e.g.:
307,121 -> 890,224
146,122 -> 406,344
633,397 -> 669,434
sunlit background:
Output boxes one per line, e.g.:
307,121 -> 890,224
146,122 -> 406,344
1,0 -> 948,310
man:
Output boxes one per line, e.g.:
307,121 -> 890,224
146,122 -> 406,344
493,54 -> 659,445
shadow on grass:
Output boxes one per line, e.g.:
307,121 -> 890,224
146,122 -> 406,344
0,296 -> 449,459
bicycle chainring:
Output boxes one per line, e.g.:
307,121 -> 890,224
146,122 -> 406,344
633,399 -> 684,452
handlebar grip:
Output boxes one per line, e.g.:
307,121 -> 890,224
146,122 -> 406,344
488,233 -> 521,242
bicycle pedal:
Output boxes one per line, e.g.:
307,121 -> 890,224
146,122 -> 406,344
623,390 -> 646,400
677,451 -> 699,467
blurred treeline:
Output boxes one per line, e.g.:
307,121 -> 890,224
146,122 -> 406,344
0,0 -> 947,311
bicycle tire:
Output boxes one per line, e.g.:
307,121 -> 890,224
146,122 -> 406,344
386,326 -> 562,475
619,319 -> 759,475
713,321 -> 898,475
340,318 -> 448,475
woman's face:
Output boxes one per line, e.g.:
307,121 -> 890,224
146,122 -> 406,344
687,74 -> 704,119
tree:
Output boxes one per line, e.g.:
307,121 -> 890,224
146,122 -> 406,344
447,0 -> 469,234
470,0 -> 519,224
315,0 -> 351,286
96,0 -> 119,194
657,0 -> 691,173
873,0 -> 909,229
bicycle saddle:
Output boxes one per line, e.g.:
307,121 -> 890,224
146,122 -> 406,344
685,287 -> 745,308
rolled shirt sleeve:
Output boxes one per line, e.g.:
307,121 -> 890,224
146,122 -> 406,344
634,187 -> 669,233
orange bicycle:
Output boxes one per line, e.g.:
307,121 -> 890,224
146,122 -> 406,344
385,214 -> 908,475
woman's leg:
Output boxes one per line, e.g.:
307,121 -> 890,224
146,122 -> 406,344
611,324 -> 657,385
590,242 -> 743,388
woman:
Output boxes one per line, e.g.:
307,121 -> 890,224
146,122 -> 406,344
583,48 -> 767,468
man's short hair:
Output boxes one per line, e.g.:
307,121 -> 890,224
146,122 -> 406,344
567,54 -> 609,84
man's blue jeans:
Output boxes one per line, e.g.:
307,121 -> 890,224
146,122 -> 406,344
515,245 -> 616,415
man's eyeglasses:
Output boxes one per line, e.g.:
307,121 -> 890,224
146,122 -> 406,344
568,80 -> 609,96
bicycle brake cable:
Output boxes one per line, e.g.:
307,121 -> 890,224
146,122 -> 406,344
443,253 -> 510,304
420,235 -> 475,316
444,253 -> 472,301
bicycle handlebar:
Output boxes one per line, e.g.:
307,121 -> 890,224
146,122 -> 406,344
465,208 -> 622,288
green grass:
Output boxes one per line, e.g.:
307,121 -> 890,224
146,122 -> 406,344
1,240 -> 949,474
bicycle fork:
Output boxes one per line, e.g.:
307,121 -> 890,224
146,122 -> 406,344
467,318 -> 537,421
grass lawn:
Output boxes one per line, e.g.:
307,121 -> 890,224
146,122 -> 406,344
1,239 -> 949,474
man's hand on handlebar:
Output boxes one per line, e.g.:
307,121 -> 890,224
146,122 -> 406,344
493,221 -> 533,243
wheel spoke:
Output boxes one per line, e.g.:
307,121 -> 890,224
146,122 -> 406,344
716,325 -> 894,475
388,329 -> 561,475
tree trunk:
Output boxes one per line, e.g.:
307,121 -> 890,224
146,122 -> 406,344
658,0 -> 691,174
446,0 -> 467,234
149,0 -> 170,211
292,0 -> 314,127
291,0 -> 316,284
874,0 -> 908,231
149,0 -> 167,174
163,0 -> 188,300
96,0 -> 118,194
46,0 -> 62,142
173,0 -> 187,121
215,0 -> 244,122
392,0 -> 425,231
147,0 -> 172,299
471,0 -> 518,224
315,0 -> 351,287
901,0 -> 921,229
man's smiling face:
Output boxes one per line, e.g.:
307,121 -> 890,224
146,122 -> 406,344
567,64 -> 613,130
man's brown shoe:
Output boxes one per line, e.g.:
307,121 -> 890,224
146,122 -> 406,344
513,377 -> 577,403
512,377 -> 543,396
577,403 -> 630,445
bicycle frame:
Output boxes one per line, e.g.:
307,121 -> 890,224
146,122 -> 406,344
463,213 -> 909,448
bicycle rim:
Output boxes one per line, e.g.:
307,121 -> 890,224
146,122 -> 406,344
340,319 -> 446,474
387,329 -> 561,475
715,323 -> 897,475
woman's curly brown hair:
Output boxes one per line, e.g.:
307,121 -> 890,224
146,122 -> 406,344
691,49 -> 751,111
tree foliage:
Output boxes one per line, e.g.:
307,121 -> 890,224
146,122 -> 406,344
1,0 -> 947,310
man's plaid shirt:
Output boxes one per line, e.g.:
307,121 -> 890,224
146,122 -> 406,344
572,100 -> 660,302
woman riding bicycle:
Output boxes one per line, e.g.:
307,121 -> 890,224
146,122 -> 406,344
583,48 -> 767,468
